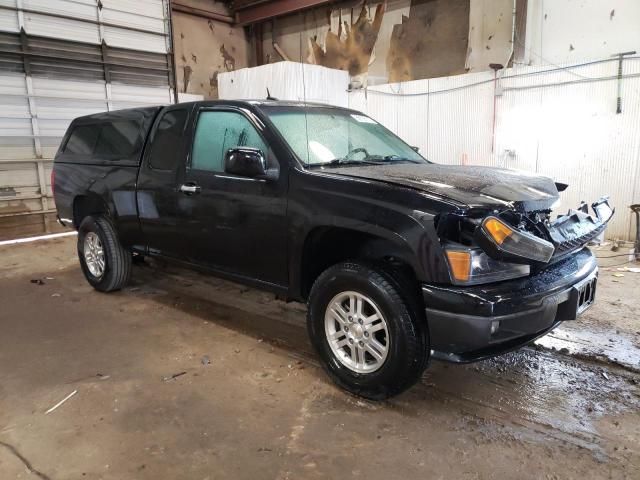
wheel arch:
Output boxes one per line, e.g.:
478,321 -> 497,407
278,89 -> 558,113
296,225 -> 424,303
72,194 -> 110,229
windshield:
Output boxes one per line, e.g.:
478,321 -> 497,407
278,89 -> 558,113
263,107 -> 427,167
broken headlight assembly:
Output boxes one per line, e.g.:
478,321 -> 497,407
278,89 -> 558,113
437,211 -> 549,285
444,246 -> 530,285
475,216 -> 555,263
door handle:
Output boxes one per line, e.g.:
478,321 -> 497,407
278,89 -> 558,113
179,183 -> 201,195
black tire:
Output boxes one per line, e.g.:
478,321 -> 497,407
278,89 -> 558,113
307,262 -> 429,400
77,215 -> 132,292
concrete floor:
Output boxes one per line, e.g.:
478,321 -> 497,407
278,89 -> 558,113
0,236 -> 639,479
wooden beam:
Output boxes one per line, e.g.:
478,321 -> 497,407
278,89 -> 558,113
254,23 -> 264,66
235,0 -> 331,25
172,2 -> 234,24
273,42 -> 290,61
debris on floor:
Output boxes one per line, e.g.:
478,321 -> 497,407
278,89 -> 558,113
617,266 -> 640,273
44,389 -> 78,414
162,371 -> 187,382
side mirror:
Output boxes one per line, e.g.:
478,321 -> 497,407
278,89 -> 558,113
224,147 -> 267,178
411,146 -> 420,153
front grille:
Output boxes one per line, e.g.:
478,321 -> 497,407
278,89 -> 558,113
553,222 -> 606,256
577,276 -> 597,314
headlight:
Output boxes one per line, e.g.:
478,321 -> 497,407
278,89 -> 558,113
445,246 -> 530,285
476,216 -> 555,263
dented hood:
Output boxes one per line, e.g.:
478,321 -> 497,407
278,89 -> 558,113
328,163 -> 560,211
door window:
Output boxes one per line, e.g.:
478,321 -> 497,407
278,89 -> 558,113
191,111 -> 268,172
148,109 -> 188,170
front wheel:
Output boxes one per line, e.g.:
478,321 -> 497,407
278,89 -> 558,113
77,215 -> 132,292
307,262 -> 429,400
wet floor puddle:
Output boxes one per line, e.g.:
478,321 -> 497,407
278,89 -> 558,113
536,325 -> 640,372
414,347 -> 639,460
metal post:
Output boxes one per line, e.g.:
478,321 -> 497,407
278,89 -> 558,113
612,51 -> 636,114
167,0 -> 180,104
20,27 -> 49,231
631,204 -> 640,260
489,63 -> 504,154
100,41 -> 113,111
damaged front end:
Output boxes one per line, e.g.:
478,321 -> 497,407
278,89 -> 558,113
438,197 -> 614,286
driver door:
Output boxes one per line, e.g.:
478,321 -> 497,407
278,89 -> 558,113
174,107 -> 288,287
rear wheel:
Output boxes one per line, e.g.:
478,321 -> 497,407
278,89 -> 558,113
307,262 -> 429,400
77,215 -> 131,292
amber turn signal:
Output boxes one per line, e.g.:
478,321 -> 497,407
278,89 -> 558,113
483,218 -> 513,245
445,250 -> 471,282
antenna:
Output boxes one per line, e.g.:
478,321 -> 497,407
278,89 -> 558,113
266,87 -> 278,100
299,17 -> 310,165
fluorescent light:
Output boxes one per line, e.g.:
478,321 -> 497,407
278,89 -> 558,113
0,231 -> 77,247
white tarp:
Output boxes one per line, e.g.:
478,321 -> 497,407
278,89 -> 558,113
218,62 -> 349,108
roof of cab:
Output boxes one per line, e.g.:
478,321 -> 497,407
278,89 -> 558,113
71,100 -> 354,124
71,106 -> 162,124
177,99 -> 350,109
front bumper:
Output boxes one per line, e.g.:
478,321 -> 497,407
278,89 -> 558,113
423,248 -> 597,362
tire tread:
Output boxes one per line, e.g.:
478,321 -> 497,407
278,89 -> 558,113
308,261 -> 429,400
78,215 -> 131,292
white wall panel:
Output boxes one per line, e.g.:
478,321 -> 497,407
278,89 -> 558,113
101,0 -> 168,52
101,0 -> 166,31
32,77 -> 106,101
102,26 -> 167,53
218,62 -> 350,108
24,13 -> 100,44
0,0 -> 168,52
0,7 -> 19,33
0,73 -> 172,219
427,71 -> 494,167
22,0 -> 97,20
0,74 -> 27,96
0,93 -> 29,118
526,0 -> 640,66
110,83 -> 173,108
0,0 -> 172,224
395,80 -> 430,157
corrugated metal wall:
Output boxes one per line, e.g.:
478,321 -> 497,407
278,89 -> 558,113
349,58 -> 640,240
0,0 -> 174,232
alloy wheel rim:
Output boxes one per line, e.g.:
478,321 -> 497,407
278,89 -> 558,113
324,291 -> 390,374
83,232 -> 105,278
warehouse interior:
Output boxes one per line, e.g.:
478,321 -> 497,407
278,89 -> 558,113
1,1 -> 639,478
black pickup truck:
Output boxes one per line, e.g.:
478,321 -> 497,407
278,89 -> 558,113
53,100 -> 613,399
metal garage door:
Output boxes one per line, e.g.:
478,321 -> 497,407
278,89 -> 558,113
0,0 -> 175,237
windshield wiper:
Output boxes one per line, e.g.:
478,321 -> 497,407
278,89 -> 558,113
308,155 -> 422,169
308,158 -> 381,168
382,155 -> 421,164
